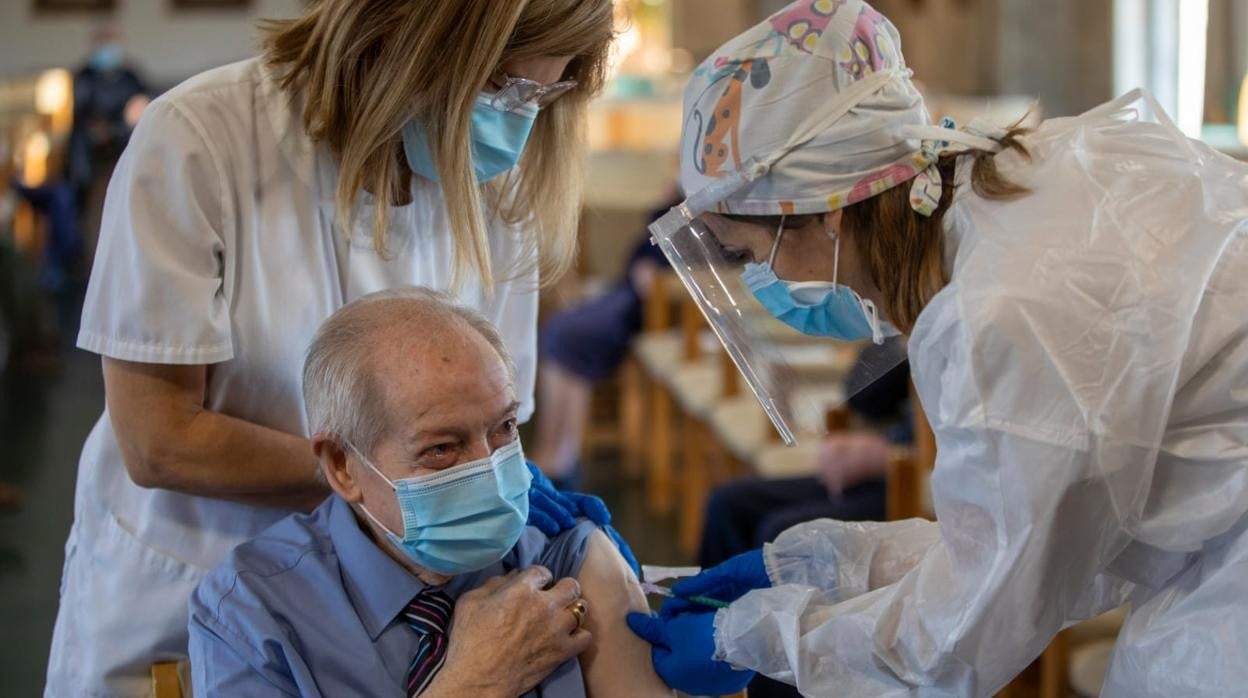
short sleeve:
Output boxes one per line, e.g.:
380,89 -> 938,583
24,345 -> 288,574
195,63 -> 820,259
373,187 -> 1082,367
77,98 -> 235,365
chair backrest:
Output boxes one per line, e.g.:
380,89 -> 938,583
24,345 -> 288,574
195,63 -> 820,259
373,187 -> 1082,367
151,662 -> 184,698
679,296 -> 702,362
643,272 -> 674,333
824,406 -> 850,433
719,349 -> 740,397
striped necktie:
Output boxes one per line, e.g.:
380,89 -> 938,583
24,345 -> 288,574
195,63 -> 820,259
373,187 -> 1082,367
402,589 -> 454,697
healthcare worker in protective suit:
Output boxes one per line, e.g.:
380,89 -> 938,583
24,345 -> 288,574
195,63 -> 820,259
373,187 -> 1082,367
624,1 -> 1248,696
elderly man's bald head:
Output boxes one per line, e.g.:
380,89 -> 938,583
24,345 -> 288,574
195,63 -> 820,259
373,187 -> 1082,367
302,287 -> 515,458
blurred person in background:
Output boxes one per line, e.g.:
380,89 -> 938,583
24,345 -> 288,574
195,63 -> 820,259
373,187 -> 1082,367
44,2 -> 630,696
11,178 -> 86,300
0,190 -> 22,508
696,342 -> 909,698
697,342 -> 908,569
531,193 -> 679,488
68,23 -> 149,210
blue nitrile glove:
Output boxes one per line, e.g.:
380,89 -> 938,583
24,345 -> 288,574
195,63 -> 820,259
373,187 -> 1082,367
661,548 -> 770,619
525,461 -> 640,574
626,610 -> 755,695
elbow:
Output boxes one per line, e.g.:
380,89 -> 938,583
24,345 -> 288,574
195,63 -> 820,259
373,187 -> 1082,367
119,440 -> 176,490
113,418 -> 195,490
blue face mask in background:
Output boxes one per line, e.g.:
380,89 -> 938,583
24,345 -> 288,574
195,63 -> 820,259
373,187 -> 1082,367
402,94 -> 538,184
740,219 -> 897,344
354,438 -> 532,576
89,43 -> 123,72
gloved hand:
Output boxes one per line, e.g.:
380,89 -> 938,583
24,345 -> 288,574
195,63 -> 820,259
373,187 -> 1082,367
626,610 -> 755,695
525,461 -> 639,575
660,548 -> 770,618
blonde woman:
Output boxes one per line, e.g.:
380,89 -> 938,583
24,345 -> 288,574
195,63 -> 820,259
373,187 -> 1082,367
45,1 -> 621,695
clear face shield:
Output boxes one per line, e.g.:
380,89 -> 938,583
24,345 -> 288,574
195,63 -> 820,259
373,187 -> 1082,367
648,163 -> 907,446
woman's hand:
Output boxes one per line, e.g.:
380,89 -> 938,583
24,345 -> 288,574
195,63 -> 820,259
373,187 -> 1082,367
659,549 -> 770,619
625,610 -> 755,696
526,461 -> 639,574
429,566 -> 592,698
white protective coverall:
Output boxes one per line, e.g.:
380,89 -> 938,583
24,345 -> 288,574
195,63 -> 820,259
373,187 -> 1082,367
713,90 -> 1248,697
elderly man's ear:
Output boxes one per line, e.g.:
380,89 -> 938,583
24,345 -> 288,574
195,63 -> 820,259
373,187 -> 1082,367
311,435 -> 362,503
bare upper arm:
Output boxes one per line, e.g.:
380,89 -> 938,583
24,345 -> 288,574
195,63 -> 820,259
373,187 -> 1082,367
102,357 -> 207,486
576,530 -> 672,698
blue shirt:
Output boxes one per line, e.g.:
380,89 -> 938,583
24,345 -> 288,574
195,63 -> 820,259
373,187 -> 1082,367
189,495 -> 597,697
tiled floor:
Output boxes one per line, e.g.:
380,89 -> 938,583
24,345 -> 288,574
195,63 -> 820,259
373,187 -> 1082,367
0,291 -> 686,697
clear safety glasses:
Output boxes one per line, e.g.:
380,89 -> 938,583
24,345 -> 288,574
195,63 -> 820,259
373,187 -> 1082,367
487,72 -> 579,113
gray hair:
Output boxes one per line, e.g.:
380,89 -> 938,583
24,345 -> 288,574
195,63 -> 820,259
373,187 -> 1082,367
302,286 -> 515,460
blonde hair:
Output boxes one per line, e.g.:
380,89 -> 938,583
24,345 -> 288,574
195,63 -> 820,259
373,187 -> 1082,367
261,0 -> 614,291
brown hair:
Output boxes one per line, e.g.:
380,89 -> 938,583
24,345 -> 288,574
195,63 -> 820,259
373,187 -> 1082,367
843,127 -> 1031,332
731,127 -> 1032,334
261,0 -> 614,291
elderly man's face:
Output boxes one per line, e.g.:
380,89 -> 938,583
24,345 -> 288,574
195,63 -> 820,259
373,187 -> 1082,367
347,322 -> 519,576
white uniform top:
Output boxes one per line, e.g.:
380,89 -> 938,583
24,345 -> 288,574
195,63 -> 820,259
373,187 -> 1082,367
45,58 -> 538,697
712,92 -> 1248,696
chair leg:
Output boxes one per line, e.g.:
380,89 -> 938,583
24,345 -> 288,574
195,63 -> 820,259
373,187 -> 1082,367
619,358 -> 644,478
151,662 -> 183,698
1039,631 -> 1068,698
679,415 -> 709,556
646,380 -> 675,514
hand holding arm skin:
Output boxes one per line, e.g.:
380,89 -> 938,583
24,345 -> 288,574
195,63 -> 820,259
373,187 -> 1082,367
427,566 -> 592,698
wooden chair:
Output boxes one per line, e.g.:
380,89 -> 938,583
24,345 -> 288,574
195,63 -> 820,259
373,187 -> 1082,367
151,662 -> 184,698
617,356 -> 646,477
633,273 -> 682,513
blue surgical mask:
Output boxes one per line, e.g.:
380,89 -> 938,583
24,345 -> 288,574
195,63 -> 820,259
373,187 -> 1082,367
89,43 -> 123,72
741,218 -> 897,344
353,438 -> 531,575
401,93 -> 538,184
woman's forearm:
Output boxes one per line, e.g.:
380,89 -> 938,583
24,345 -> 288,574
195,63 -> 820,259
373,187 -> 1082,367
152,407 -> 327,509
104,357 -> 327,510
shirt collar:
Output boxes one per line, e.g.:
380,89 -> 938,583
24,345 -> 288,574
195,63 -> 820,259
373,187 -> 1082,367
325,495 -> 426,641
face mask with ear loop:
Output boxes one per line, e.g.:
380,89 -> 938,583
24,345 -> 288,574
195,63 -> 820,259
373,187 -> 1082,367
349,439 -> 532,576
646,68 -> 911,445
742,217 -> 899,344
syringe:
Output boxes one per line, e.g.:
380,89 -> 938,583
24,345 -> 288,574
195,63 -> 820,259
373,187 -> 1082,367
640,582 -> 731,609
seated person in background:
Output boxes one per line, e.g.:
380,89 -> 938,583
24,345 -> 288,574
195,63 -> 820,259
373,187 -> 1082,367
530,194 -> 681,488
699,339 -> 911,567
696,340 -> 910,698
189,287 -> 670,698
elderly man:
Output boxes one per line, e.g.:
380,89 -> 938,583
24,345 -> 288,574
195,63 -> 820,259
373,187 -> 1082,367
189,287 -> 669,697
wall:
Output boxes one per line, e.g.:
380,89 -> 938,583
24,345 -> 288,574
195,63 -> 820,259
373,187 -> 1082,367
671,0 -> 757,65
876,0 -> 1000,98
995,0 -> 1113,116
0,0 -> 305,88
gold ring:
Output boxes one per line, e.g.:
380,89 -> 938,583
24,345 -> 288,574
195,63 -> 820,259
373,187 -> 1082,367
567,599 -> 587,631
